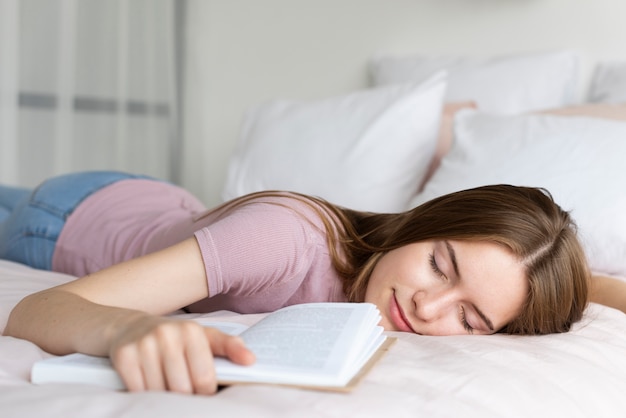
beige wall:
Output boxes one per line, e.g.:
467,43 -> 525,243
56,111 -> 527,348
182,0 -> 626,206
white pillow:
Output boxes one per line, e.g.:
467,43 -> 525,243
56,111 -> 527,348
223,72 -> 446,212
410,110 -> 626,277
588,61 -> 626,103
370,50 -> 580,114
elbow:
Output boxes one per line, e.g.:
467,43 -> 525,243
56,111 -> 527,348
3,292 -> 44,338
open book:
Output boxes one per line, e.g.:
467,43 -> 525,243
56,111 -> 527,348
31,303 -> 394,392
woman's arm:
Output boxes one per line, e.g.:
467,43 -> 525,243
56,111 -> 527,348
590,274 -> 626,314
4,237 -> 255,394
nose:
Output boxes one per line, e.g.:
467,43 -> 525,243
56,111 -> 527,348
412,288 -> 457,322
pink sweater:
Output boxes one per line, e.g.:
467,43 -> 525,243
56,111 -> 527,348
52,180 -> 347,314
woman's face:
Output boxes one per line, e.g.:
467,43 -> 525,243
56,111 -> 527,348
364,240 -> 527,335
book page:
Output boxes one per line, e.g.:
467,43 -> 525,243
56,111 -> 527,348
214,303 -> 384,386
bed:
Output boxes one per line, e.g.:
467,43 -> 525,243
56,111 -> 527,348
4,45 -> 626,418
2,259 -> 626,418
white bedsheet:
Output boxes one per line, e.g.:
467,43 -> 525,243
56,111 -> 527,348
1,259 -> 625,418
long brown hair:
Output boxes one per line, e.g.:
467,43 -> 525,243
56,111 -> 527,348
226,185 -> 590,335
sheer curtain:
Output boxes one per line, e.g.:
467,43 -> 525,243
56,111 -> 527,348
0,0 -> 180,188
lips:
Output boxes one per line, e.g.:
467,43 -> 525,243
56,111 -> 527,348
389,292 -> 417,333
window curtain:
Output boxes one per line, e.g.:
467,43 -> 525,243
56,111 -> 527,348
0,0 -> 180,187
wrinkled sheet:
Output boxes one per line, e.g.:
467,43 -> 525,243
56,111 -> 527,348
1,259 -> 625,418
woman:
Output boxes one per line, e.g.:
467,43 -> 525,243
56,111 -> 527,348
1,171 -> 590,394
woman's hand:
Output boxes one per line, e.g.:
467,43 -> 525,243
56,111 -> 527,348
109,316 -> 255,395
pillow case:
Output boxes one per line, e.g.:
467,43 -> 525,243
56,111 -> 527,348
588,61 -> 626,103
411,110 -> 626,277
223,72 -> 446,213
423,103 -> 626,194
369,50 -> 580,114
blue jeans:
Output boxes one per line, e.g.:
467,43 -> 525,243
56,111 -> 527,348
0,171 -> 148,270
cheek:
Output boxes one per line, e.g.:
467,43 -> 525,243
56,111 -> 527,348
364,268 -> 383,302
366,256 -> 392,289
504,270 -> 529,313
510,284 -> 530,318
380,250 -> 422,281
420,318 -> 465,336
365,246 -> 428,296
492,276 -> 529,325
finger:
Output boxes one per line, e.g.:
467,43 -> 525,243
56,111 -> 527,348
158,324 -> 195,394
225,336 -> 256,365
184,327 -> 218,395
112,344 -> 147,392
137,336 -> 166,392
205,328 -> 256,365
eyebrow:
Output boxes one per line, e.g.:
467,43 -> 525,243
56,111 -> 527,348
444,240 -> 460,277
473,304 -> 495,332
444,240 -> 495,332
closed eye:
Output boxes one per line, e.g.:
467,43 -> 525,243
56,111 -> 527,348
460,306 -> 475,334
428,252 -> 447,281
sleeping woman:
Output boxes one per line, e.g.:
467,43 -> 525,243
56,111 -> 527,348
0,170 -> 614,395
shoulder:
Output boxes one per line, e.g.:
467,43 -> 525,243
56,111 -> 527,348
191,193 -> 342,307
194,192 -> 337,251
219,192 -> 336,233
